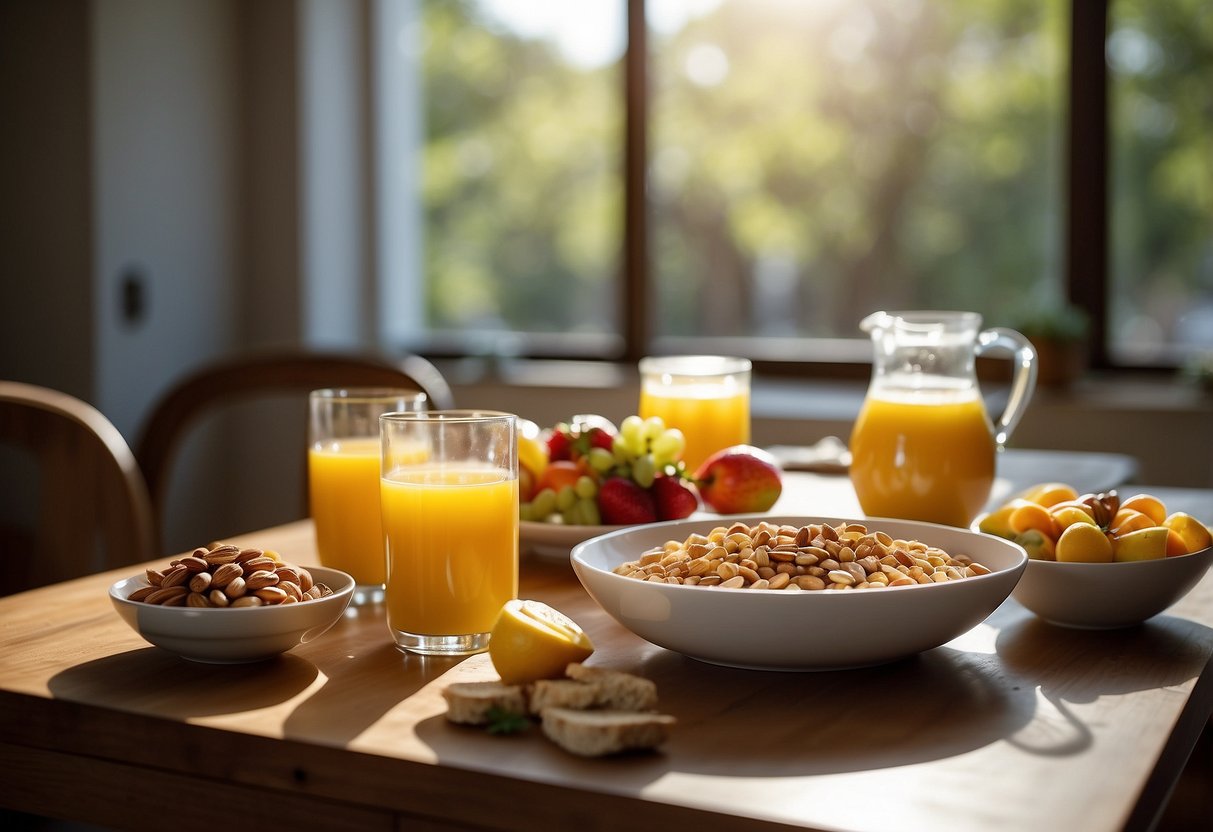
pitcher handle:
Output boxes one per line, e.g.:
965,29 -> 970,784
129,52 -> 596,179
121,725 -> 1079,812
976,328 -> 1038,449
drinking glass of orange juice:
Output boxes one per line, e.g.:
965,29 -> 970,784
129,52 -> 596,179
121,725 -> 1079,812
308,388 -> 427,603
638,355 -> 752,473
380,410 -> 519,656
849,311 -> 1037,528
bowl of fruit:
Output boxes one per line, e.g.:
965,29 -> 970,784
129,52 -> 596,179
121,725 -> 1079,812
976,484 -> 1213,629
518,415 -> 783,560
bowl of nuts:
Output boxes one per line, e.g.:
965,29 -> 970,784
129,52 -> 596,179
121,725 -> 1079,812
109,544 -> 355,663
571,515 -> 1026,671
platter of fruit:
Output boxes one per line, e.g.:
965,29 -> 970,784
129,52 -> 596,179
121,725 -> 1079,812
976,483 -> 1213,628
518,415 -> 783,560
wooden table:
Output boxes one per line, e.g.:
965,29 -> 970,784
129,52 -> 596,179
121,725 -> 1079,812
2,482 -> 1211,832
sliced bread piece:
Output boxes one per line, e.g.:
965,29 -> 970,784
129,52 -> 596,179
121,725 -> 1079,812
566,662 -> 658,711
443,681 -> 527,725
528,679 -> 598,715
540,707 -> 676,757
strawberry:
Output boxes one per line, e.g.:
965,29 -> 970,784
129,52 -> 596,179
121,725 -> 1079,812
546,426 -> 573,461
586,426 -> 616,452
598,477 -> 657,525
652,474 -> 698,521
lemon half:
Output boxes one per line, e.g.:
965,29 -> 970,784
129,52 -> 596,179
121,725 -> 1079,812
488,599 -> 594,685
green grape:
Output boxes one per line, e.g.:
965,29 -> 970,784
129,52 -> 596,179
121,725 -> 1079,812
632,454 -> 656,488
588,447 -> 615,473
556,485 -> 577,511
561,505 -> 580,525
574,475 -> 598,499
643,416 -> 666,442
650,428 -> 686,466
620,415 -> 646,446
531,488 -> 557,518
518,502 -> 535,522
612,435 -> 631,463
578,497 -> 601,526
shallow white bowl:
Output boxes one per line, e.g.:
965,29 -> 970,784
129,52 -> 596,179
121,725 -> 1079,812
110,566 -> 354,663
1011,546 -> 1213,629
571,515 -> 1026,671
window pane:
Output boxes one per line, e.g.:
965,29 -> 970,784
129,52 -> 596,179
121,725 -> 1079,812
649,0 -> 1065,344
1108,0 -> 1213,365
416,0 -> 624,352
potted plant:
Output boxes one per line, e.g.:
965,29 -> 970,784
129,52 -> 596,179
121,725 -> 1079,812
1011,302 -> 1090,389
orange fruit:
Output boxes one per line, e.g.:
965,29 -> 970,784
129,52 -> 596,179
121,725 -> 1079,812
488,600 -> 594,685
1009,502 -> 1054,537
1055,522 -> 1113,563
1119,493 -> 1167,525
1024,482 -> 1080,508
1110,509 -> 1154,535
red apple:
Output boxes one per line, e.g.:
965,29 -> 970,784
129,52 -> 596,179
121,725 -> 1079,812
694,445 -> 783,514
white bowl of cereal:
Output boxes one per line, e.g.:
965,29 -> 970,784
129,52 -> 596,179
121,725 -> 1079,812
571,515 -> 1026,671
110,546 -> 354,663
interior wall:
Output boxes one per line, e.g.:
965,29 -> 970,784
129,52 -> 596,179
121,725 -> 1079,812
92,0 -> 242,441
0,0 -> 93,401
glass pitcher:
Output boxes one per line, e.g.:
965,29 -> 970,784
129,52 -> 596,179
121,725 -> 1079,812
849,311 -> 1037,527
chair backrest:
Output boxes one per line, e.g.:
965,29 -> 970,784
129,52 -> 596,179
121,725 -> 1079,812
0,381 -> 156,594
133,349 -> 454,550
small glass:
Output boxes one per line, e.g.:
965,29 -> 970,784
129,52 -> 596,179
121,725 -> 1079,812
308,388 -> 427,604
380,410 -> 519,656
638,355 -> 752,472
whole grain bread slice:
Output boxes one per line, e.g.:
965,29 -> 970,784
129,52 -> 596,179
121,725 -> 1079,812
540,707 -> 676,757
565,662 -> 658,711
442,681 -> 527,725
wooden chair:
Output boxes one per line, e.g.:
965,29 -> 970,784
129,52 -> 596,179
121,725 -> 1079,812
0,381 -> 156,594
133,349 -> 454,551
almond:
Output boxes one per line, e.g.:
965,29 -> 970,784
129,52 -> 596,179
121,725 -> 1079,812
128,585 -> 157,602
245,570 -> 279,591
160,565 -> 191,588
146,586 -> 188,605
236,547 -> 264,563
254,586 -> 288,604
210,563 -> 243,588
188,571 -> 213,593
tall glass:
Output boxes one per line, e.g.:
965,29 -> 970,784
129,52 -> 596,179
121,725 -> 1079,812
638,355 -> 752,472
308,388 -> 427,604
380,410 -> 519,656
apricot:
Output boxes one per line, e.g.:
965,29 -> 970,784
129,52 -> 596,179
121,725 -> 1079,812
1009,502 -> 1055,537
1112,526 -> 1168,562
1055,522 -> 1113,563
1023,482 -> 1080,508
977,499 -> 1032,539
1164,513 -> 1213,555
1049,505 -> 1097,537
1110,509 -> 1155,536
1166,529 -> 1190,557
1015,528 -> 1056,561
1119,493 -> 1167,525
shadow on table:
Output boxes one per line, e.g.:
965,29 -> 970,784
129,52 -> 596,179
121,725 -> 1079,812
413,611 -> 1213,785
48,647 -> 319,718
994,613 -> 1213,757
413,640 -> 1039,784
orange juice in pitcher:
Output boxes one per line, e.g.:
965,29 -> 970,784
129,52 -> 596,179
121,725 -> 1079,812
849,312 -> 1037,528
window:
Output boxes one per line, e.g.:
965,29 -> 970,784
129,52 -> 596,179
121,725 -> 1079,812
375,0 -> 1211,370
1108,0 -> 1213,366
